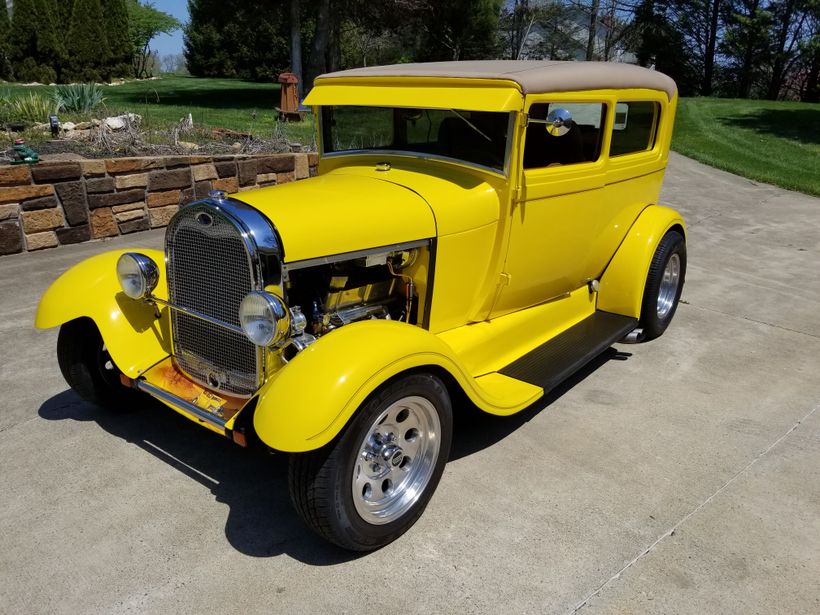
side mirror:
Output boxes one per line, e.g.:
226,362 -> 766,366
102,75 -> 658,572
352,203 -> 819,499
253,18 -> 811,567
546,108 -> 572,136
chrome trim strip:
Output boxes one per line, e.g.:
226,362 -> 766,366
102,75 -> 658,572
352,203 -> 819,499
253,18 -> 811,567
148,295 -> 245,336
135,379 -> 227,430
283,239 -> 430,272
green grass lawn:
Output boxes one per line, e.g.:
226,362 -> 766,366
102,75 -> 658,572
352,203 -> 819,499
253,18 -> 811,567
673,97 -> 820,196
2,75 -> 316,146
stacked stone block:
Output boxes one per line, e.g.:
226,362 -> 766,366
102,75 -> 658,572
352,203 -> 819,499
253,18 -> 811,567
0,153 -> 318,256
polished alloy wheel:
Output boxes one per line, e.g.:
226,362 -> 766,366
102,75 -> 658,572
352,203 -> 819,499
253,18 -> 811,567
352,395 -> 441,525
656,253 -> 681,319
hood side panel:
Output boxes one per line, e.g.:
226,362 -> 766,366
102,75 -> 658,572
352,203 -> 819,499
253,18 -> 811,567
235,175 -> 436,263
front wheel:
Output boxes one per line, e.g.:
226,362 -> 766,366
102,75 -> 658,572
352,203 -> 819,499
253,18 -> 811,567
640,230 -> 687,340
57,318 -> 143,411
288,373 -> 453,551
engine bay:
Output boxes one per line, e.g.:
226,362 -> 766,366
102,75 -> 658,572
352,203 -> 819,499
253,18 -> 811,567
281,245 -> 429,359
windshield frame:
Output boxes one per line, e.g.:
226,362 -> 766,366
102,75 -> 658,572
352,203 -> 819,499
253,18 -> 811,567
318,105 -> 516,178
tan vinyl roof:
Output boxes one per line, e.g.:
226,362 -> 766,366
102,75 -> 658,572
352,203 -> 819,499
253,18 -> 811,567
317,60 -> 677,99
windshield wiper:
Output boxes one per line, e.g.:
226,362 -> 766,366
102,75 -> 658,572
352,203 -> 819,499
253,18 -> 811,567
447,109 -> 492,143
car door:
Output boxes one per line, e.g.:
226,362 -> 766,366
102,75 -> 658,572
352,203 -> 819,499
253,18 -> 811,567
492,96 -> 613,317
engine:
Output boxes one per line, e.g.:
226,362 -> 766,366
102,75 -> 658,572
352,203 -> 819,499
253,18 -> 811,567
281,246 -> 426,360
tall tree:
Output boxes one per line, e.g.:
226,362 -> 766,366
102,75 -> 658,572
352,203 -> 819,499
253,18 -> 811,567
104,0 -> 133,78
0,3 -> 12,80
185,0 -> 287,80
128,0 -> 181,78
9,0 -> 44,81
720,0 -> 773,97
64,0 -> 110,82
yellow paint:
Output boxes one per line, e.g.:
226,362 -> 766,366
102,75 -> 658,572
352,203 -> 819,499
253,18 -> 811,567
35,77 -> 685,451
237,174 -> 436,263
304,77 -> 524,112
35,249 -> 171,378
597,205 -> 686,318
253,319 -> 543,452
438,286 -> 596,376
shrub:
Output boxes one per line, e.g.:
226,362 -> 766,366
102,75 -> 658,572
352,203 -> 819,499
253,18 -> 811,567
52,83 -> 106,114
9,93 -> 57,124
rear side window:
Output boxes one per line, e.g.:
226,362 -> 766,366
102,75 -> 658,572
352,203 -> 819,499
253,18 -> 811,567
524,102 -> 606,169
609,102 -> 660,157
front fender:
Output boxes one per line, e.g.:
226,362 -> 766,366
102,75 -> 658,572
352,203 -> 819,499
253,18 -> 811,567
597,205 -> 686,318
35,249 -> 171,377
253,319 -> 538,453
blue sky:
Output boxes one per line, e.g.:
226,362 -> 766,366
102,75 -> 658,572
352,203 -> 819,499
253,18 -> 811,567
150,0 -> 190,58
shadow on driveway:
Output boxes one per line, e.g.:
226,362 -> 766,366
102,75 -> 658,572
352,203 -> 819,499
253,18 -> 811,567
38,347 -> 630,562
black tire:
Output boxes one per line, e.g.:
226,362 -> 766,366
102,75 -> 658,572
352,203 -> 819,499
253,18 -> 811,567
57,318 -> 143,411
639,230 -> 686,340
288,372 -> 453,551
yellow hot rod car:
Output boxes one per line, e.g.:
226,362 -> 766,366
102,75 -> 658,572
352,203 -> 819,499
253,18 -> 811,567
36,61 -> 686,551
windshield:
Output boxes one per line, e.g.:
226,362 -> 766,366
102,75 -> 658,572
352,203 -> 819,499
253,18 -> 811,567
321,106 -> 512,173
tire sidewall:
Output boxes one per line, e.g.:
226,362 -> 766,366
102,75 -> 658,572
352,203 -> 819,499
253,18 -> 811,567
640,231 -> 686,339
328,373 -> 453,549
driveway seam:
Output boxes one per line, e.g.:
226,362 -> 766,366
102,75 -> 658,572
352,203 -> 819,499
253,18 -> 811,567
569,400 -> 820,614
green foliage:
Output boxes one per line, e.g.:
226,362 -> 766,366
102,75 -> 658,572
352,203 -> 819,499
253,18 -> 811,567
8,92 -> 57,123
127,0 -> 182,78
0,4 -> 12,80
414,0 -> 503,61
64,0 -> 111,82
184,0 -> 289,81
51,83 -> 106,113
104,0 -> 133,78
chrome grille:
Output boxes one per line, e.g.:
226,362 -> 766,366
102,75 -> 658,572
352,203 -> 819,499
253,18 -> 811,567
166,204 -> 260,396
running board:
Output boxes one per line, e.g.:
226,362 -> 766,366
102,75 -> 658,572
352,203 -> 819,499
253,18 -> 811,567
499,311 -> 637,391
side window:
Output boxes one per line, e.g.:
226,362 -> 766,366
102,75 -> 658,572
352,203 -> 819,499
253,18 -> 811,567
524,102 -> 605,170
609,101 -> 660,156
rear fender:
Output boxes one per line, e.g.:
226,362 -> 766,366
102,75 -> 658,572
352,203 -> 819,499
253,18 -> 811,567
253,319 -> 538,453
597,205 -> 686,318
34,249 -> 171,377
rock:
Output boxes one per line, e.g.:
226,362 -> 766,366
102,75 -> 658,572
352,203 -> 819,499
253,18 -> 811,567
91,119 -> 102,127
22,208 -> 63,233
31,162 -> 82,183
54,181 -> 89,226
87,188 -> 146,209
56,225 -> 91,245
103,113 -> 142,131
0,165 -> 32,187
25,230 -> 58,251
0,220 -> 23,254
74,121 -> 94,130
33,122 -> 50,131
149,205 -> 178,228
147,168 -> 192,192
147,190 -> 180,208
231,142 -> 242,153
61,121 -> 76,132
178,141 -> 200,152
90,207 -> 117,238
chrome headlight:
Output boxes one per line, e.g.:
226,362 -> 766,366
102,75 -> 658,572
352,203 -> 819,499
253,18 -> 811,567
116,253 -> 159,300
239,291 -> 290,347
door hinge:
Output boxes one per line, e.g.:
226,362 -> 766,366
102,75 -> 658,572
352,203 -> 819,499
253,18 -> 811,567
499,272 -> 512,286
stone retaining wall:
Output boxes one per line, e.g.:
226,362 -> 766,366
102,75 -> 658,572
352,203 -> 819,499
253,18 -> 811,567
0,153 -> 318,256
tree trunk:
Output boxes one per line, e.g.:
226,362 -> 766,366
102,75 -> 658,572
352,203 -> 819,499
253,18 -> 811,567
766,0 -> 797,100
290,0 -> 303,99
804,46 -> 820,103
702,0 -> 721,95
586,0 -> 600,60
306,0 -> 331,90
737,0 -> 761,98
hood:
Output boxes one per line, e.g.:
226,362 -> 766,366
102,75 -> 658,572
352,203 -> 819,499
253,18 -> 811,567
325,161 -> 502,236
236,174 -> 436,263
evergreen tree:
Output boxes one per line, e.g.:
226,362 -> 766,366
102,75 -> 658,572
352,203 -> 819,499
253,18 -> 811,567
0,4 -> 12,80
34,0 -> 65,82
64,0 -> 111,82
185,0 -> 290,80
9,0 -> 40,80
103,0 -> 132,78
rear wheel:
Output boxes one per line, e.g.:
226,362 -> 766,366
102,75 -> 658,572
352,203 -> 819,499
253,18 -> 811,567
57,318 -> 143,411
288,373 -> 453,551
640,230 -> 686,340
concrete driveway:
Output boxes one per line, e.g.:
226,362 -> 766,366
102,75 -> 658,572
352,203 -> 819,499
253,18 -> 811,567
1,153 -> 818,614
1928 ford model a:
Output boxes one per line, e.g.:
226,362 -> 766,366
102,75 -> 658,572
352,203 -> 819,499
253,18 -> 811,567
36,61 -> 686,551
